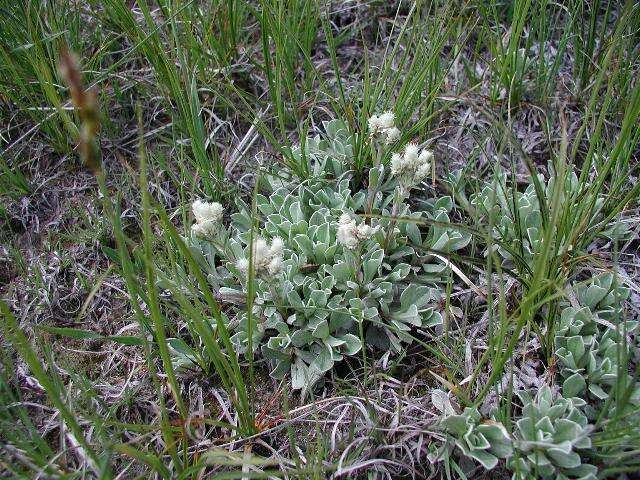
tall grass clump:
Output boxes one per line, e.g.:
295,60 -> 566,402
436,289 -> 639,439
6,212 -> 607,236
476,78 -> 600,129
0,1 -> 82,152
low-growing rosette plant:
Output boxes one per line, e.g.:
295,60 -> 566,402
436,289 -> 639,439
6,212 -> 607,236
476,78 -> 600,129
469,168 -> 634,277
554,275 -> 639,411
574,272 -> 630,321
182,118 -> 470,392
472,171 -> 567,270
510,386 -> 597,480
428,390 -> 513,471
427,386 -> 599,478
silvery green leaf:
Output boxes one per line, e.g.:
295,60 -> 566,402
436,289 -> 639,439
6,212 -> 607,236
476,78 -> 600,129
432,231 -> 450,251
449,231 -> 471,250
311,319 -> 329,339
363,306 -> 378,320
314,243 -> 336,263
435,196 -> 453,212
231,211 -> 253,230
440,414 -> 469,436
348,297 -> 363,310
390,304 -> 421,326
322,118 -> 346,139
422,263 -> 447,275
388,263 -> 411,280
218,287 -> 246,305
351,191 -> 366,210
405,221 -> 422,245
308,209 -> 325,227
291,357 -> 310,390
275,319 -> 290,334
363,249 -> 384,283
567,336 -> 586,360
546,449 -> 581,469
388,245 -> 415,260
430,210 -> 450,241
466,449 -> 499,470
268,214 -> 291,236
311,346 -> 333,373
587,383 -> 608,400
431,389 -> 456,416
423,310 -> 442,327
287,290 -> 304,309
316,222 -> 330,244
369,163 -> 383,190
562,373 -> 586,398
341,334 -> 361,355
570,464 -> 598,480
464,430 -> 491,450
516,417 -> 536,441
583,284 -> 607,309
168,338 -> 201,369
346,280 -> 359,290
324,336 -> 345,348
478,424 -> 513,458
553,419 -> 581,444
309,289 -> 328,307
291,329 -> 313,347
256,194 -> 275,215
266,335 -> 289,350
547,403 -> 568,420
320,275 -> 335,290
400,284 -> 431,310
188,242 -> 211,272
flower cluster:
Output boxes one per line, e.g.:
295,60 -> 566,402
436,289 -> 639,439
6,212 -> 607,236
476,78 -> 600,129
368,111 -> 401,145
191,200 -> 223,237
236,237 -> 284,277
336,213 -> 378,249
390,143 -> 433,193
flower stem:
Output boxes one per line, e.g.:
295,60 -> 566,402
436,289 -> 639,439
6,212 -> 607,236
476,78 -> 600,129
383,187 -> 404,250
365,143 -> 382,221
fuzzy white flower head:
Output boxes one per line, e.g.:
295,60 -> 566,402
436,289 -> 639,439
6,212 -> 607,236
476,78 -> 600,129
236,258 -> 249,275
378,111 -> 395,129
413,149 -> 433,183
192,200 -> 223,224
369,110 -> 399,142
384,126 -> 401,145
338,213 -> 354,225
337,214 -> 358,249
238,237 -> 285,277
390,152 -> 405,176
414,162 -> 431,183
337,213 -> 377,249
269,237 -> 284,258
403,143 -> 420,165
390,144 -> 434,191
418,149 -> 433,165
368,114 -> 382,135
252,238 -> 271,268
267,255 -> 283,275
356,223 -> 378,241
191,221 -> 217,238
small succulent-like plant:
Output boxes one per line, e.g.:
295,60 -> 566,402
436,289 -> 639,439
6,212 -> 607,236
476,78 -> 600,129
510,386 -> 597,480
470,170 -> 599,272
429,405 -> 513,470
184,119 -> 469,392
601,214 -> 634,242
471,173 -> 543,269
574,272 -> 630,320
555,281 -> 639,404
